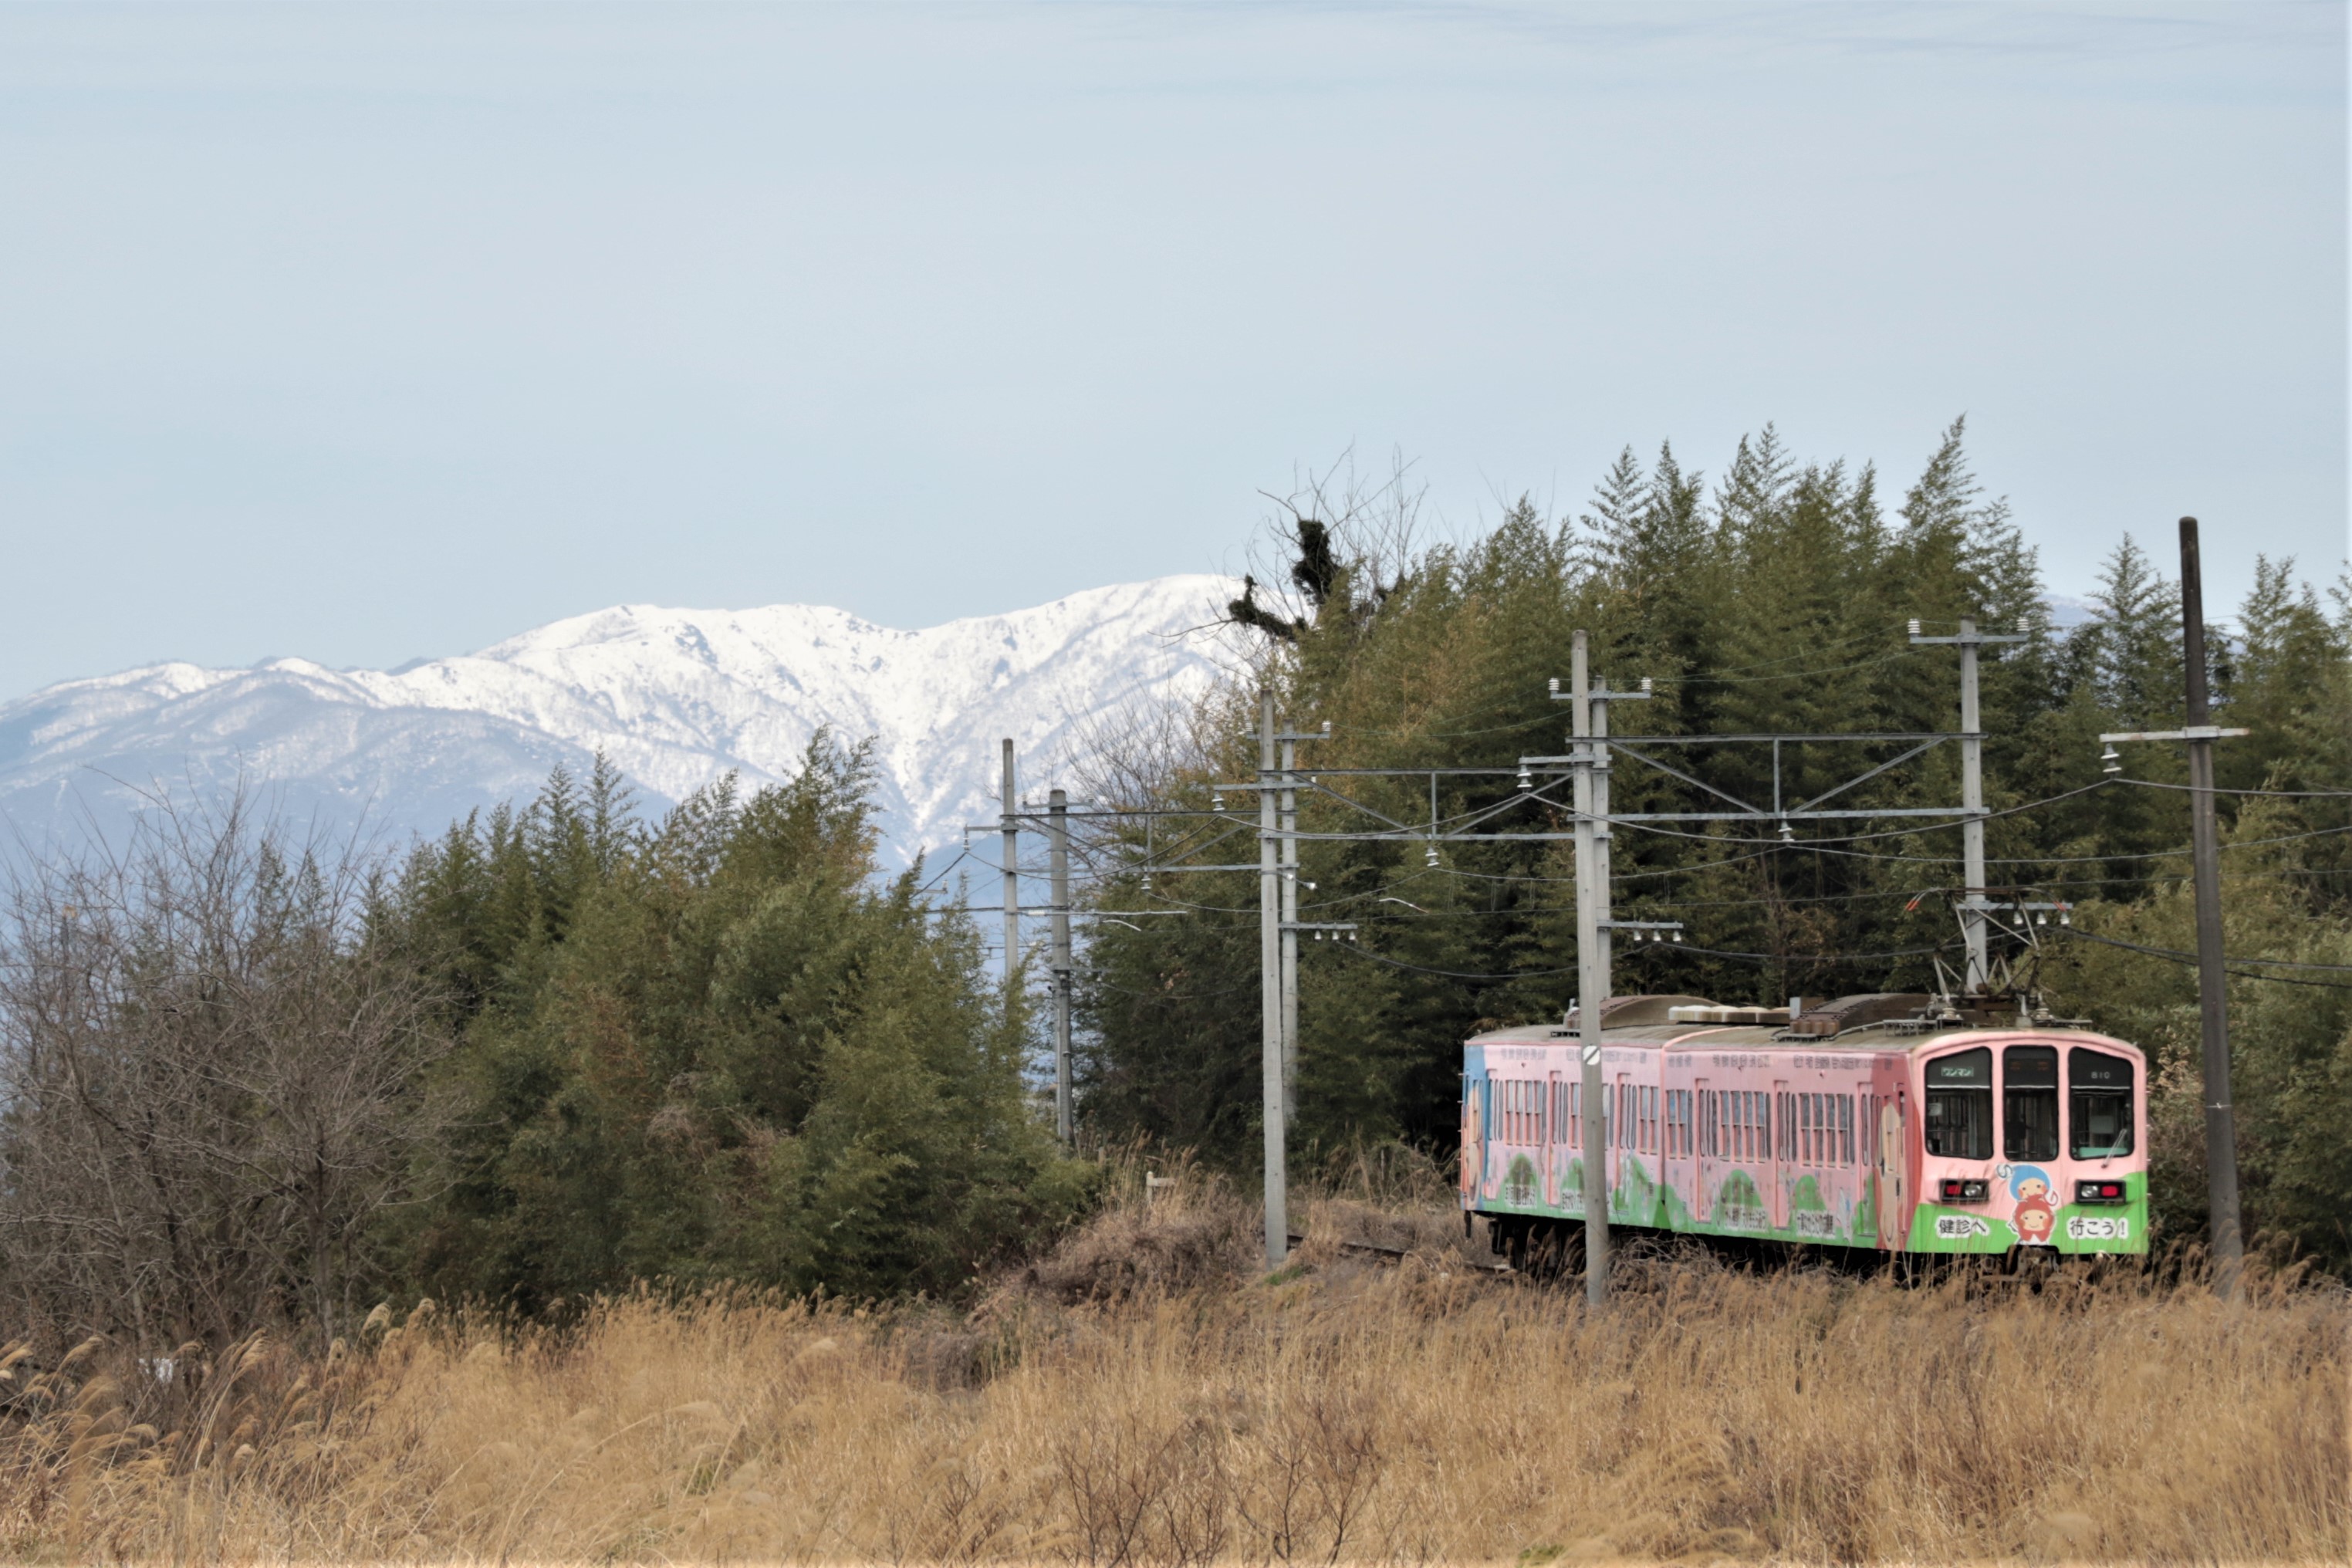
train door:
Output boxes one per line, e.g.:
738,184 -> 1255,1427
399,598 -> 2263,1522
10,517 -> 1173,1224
1544,1070 -> 1563,1208
1691,1076 -> 1713,1224
1874,1072 -> 1911,1249
1771,1079 -> 1791,1231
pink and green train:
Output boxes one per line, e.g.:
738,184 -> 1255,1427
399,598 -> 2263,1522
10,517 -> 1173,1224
1460,994 -> 2146,1265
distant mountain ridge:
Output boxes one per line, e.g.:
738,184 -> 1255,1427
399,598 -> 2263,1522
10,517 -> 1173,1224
0,576 -> 1245,867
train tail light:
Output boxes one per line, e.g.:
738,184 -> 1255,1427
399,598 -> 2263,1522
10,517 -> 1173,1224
2075,1179 -> 2127,1205
1938,1178 -> 1989,1203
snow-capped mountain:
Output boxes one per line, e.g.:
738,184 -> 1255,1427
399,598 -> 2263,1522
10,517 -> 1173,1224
0,576 -> 1245,869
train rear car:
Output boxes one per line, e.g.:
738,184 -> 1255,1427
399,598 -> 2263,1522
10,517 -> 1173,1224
1461,992 -> 2147,1263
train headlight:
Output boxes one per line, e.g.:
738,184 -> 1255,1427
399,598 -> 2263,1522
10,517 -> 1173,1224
1938,1178 -> 1989,1203
2074,1179 -> 2127,1205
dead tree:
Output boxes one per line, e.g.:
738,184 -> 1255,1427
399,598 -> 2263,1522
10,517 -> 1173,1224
0,790 -> 449,1354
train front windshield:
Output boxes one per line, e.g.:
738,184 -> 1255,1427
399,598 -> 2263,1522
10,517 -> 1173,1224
2070,1047 -> 2136,1158
2003,1046 -> 2060,1161
1925,1042 -> 2137,1164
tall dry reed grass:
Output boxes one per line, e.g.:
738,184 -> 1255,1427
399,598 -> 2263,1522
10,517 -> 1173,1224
2,1179 -> 2344,1564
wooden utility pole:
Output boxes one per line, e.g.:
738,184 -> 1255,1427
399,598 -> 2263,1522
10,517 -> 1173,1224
2179,518 -> 2244,1297
2097,517 -> 2249,1299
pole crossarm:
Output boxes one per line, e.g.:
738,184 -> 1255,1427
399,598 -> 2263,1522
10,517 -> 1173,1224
1600,732 -> 1980,745
2100,728 -> 2251,743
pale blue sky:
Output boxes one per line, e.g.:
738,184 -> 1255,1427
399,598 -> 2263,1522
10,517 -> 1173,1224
1,2 -> 2343,698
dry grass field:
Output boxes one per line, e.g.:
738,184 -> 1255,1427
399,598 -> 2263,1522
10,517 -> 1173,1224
2,1177 -> 2344,1565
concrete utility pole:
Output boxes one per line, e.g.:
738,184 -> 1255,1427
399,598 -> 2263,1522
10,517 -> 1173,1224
1279,733 -> 1299,1126
1000,740 -> 1019,999
1958,619 -> 1988,990
1581,676 -> 1653,992
1908,618 -> 2023,992
1570,632 -> 1610,1306
1593,681 -> 1614,993
1049,787 -> 1074,1147
2178,519 -> 2244,1299
1258,689 -> 1287,1269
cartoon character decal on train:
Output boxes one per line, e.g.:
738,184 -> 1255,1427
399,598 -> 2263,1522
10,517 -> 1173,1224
2009,1166 -> 2056,1245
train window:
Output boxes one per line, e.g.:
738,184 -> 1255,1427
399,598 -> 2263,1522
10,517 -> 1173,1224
1840,1094 -> 1854,1166
2069,1048 -> 2136,1158
2004,1046 -> 2060,1162
1924,1047 -> 1993,1159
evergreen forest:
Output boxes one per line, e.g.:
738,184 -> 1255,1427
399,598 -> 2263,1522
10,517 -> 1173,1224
1076,424 -> 2352,1269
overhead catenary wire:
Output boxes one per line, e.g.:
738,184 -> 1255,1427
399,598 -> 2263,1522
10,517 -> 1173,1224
2056,928 -> 2352,991
1328,934 -> 1960,983
1008,698 -> 2350,991
2109,777 -> 2352,801
2055,927 -> 2352,975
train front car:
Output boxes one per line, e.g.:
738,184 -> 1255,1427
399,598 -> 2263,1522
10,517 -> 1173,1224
1906,1029 -> 2148,1258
